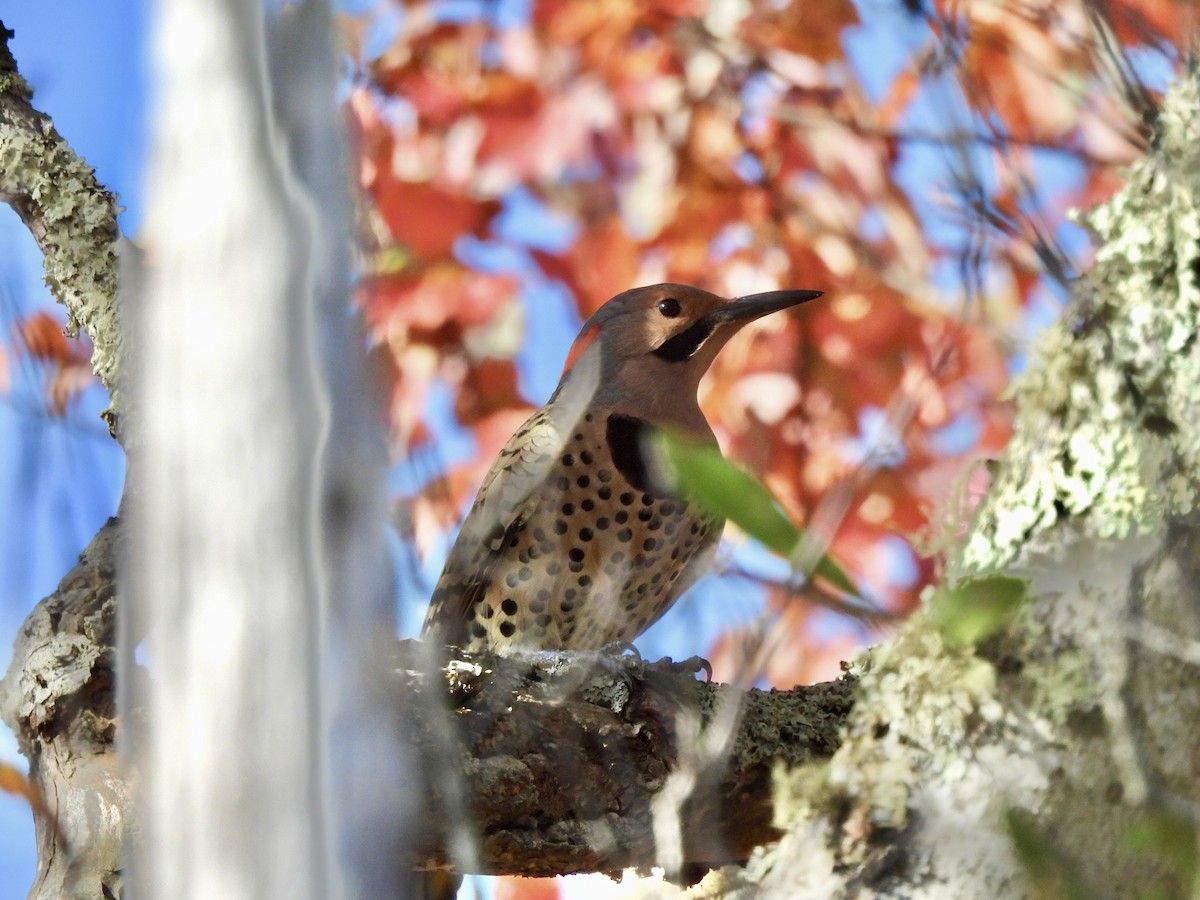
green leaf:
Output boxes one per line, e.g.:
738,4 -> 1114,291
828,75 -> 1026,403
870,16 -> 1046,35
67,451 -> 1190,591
1007,808 -> 1094,900
802,539 -> 859,597
647,429 -> 859,597
1123,806 -> 1197,893
930,574 -> 1028,647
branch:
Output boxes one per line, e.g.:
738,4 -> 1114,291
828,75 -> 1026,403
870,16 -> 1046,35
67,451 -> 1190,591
1,518 -> 856,892
0,22 -> 122,435
0,518 -> 126,900
397,641 -> 856,878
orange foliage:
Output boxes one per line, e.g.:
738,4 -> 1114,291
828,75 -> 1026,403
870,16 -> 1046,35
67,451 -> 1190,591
7,311 -> 95,414
344,0 -> 1188,690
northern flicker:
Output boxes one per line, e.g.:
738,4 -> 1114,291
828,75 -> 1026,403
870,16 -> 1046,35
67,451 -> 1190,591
421,283 -> 821,654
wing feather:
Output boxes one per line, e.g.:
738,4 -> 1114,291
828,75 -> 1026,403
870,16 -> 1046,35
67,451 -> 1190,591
421,346 -> 601,645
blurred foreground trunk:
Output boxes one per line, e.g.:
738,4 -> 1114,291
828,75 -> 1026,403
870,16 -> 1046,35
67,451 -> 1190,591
1,2 -> 402,897
123,0 -> 402,896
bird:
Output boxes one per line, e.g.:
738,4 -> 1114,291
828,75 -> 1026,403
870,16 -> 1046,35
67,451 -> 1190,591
417,283 -> 820,657
415,283 -> 820,899
421,282 -> 821,655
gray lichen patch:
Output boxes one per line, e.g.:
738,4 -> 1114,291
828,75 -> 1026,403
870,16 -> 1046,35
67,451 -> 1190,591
0,38 -> 121,426
955,69 -> 1200,575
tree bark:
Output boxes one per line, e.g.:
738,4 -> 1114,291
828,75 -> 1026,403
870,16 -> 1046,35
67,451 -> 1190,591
0,519 -> 125,899
398,642 -> 854,878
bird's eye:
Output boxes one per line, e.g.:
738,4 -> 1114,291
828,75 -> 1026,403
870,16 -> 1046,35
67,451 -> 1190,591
656,298 -> 681,318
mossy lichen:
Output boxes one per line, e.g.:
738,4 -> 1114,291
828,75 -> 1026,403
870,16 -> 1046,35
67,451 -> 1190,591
955,72 -> 1200,575
0,37 -> 121,428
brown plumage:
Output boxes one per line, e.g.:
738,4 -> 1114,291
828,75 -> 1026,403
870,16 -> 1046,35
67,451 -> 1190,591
421,283 -> 821,653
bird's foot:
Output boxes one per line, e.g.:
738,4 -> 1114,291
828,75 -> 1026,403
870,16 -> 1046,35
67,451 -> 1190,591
599,640 -> 642,662
664,654 -> 713,682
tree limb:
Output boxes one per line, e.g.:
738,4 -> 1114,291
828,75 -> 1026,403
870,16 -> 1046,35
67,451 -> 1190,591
0,22 -> 122,435
398,641 -> 855,878
0,518 -> 126,900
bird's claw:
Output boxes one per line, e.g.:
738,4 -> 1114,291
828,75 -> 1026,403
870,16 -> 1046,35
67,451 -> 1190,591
664,655 -> 712,681
599,640 -> 642,661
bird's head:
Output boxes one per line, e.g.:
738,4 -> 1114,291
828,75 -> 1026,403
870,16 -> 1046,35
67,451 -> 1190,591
559,283 -> 821,421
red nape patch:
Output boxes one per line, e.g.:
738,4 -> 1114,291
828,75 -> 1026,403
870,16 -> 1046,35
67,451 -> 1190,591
562,322 -> 600,376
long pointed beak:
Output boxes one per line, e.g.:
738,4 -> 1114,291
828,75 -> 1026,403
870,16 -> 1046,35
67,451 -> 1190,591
709,289 -> 823,325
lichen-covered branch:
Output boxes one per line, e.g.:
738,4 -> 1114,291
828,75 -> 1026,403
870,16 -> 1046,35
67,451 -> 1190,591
0,22 -> 121,433
0,518 -> 126,900
398,642 -> 855,878
956,73 -> 1200,575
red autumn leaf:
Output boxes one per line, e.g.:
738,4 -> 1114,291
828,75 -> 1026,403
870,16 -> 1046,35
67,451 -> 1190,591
11,311 -> 96,413
453,358 -> 524,426
359,266 -> 517,339
1107,0 -> 1196,48
17,311 -> 89,367
741,0 -> 859,63
371,177 -> 500,262
550,217 -> 640,316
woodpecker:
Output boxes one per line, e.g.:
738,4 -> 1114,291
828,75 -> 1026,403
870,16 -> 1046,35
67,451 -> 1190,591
421,283 -> 821,653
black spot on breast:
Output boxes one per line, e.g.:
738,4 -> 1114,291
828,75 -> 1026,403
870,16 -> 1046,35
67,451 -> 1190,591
653,318 -> 716,361
606,415 -> 652,493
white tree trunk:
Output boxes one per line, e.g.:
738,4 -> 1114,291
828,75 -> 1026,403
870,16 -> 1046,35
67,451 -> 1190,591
125,1 -> 402,896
